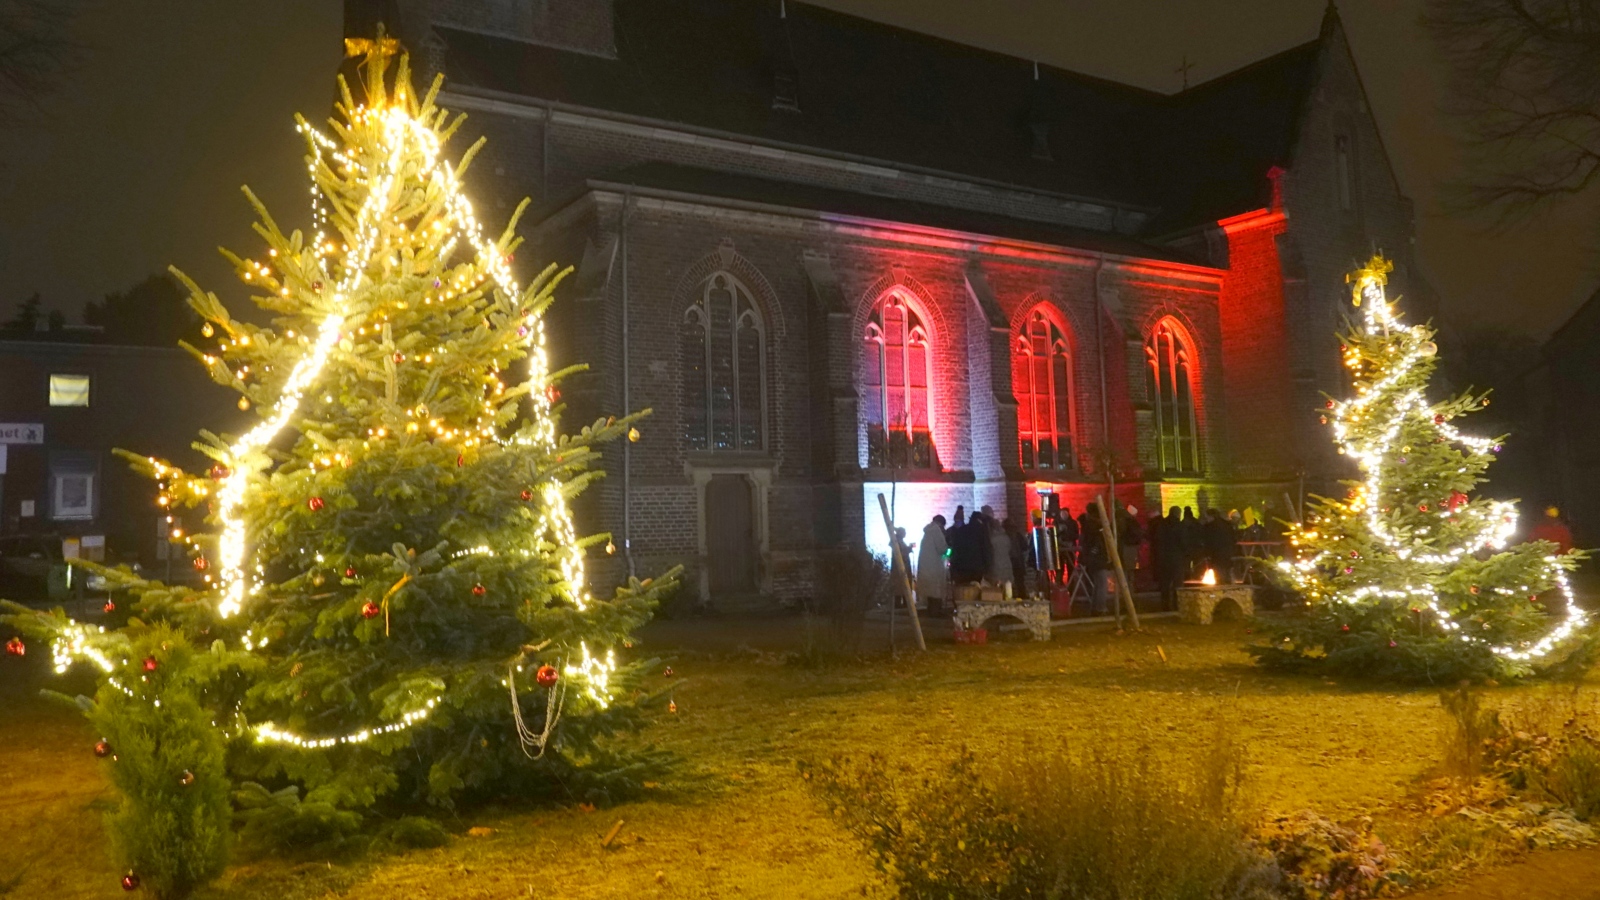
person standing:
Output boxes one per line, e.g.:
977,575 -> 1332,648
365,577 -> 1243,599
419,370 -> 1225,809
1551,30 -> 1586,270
1530,506 -> 1575,555
987,516 -> 1014,590
1004,517 -> 1028,595
916,515 -> 950,615
1203,508 -> 1237,583
948,510 -> 986,585
1081,505 -> 1111,615
1181,506 -> 1204,579
1117,504 -> 1144,594
1155,505 -> 1185,610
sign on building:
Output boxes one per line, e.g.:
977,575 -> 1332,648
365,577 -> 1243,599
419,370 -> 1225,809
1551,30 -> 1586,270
0,423 -> 43,444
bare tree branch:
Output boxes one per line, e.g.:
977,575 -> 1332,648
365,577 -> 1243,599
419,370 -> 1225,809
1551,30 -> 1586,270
0,0 -> 82,125
1425,0 -> 1600,225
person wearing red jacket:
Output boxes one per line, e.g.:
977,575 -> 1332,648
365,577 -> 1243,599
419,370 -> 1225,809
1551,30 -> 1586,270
1529,506 -> 1575,555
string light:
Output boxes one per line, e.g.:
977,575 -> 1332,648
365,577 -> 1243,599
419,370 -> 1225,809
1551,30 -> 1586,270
37,52 -> 622,755
1279,258 -> 1587,662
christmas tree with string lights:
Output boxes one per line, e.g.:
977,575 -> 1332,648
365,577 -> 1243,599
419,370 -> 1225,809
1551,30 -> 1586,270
5,39 -> 678,835
1253,255 -> 1588,682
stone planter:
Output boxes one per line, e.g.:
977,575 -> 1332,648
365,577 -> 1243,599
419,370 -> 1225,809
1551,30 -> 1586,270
1176,584 -> 1255,625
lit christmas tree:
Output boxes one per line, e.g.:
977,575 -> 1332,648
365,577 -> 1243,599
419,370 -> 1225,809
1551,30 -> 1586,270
1255,255 -> 1589,682
5,39 -> 676,833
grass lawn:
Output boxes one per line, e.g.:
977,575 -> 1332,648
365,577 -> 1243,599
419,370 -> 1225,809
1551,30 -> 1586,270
2,615 -> 1581,899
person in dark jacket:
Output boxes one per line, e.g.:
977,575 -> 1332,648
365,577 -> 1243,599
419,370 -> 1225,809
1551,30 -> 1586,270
1153,505 -> 1185,610
1203,508 -> 1238,583
1080,505 -> 1112,615
1116,504 -> 1144,592
1180,507 -> 1204,578
948,511 -> 992,585
1057,506 -> 1080,576
1004,517 -> 1028,595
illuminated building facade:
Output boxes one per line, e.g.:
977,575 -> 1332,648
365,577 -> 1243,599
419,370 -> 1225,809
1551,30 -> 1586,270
348,0 -> 1431,606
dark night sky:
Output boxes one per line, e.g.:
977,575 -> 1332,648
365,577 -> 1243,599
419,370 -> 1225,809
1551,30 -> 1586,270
0,0 -> 1594,336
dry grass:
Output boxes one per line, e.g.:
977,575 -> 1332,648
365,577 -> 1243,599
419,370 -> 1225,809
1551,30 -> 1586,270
4,618 -> 1588,899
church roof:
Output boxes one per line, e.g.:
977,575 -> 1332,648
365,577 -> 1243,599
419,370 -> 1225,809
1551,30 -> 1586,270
429,0 -> 1328,234
575,162 -> 1211,267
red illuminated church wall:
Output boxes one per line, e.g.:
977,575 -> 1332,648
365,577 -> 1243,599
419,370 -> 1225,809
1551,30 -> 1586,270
1217,209 -> 1295,481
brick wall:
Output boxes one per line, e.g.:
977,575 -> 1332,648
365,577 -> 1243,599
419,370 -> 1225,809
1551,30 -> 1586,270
1217,212 -> 1296,482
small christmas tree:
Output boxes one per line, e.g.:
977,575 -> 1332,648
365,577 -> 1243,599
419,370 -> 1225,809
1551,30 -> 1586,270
1255,256 -> 1588,682
5,40 -> 677,836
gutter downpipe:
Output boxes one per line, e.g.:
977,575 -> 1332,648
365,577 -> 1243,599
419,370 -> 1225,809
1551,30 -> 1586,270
622,187 -> 636,579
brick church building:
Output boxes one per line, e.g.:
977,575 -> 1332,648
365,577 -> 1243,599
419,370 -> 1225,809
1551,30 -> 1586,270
347,0 -> 1430,607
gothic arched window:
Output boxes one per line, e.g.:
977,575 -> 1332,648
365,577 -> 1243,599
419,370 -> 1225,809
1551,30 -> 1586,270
1146,317 -> 1200,473
682,272 -> 765,452
862,291 -> 938,469
1014,308 -> 1075,472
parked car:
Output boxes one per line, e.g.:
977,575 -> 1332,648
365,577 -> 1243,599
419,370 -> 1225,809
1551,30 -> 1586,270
0,534 -> 108,606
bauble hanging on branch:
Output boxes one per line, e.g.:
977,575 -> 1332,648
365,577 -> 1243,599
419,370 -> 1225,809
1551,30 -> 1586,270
4,636 -> 24,657
535,664 -> 559,688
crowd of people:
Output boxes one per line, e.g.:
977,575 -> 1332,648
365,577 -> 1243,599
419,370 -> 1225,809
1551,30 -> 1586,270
905,499 -> 1278,617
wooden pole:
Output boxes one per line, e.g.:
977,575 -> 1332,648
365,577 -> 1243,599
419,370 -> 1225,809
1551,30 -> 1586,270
878,493 -> 926,651
1093,496 -> 1141,631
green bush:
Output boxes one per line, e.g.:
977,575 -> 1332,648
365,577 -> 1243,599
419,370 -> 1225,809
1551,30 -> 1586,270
796,548 -> 887,667
88,628 -> 232,899
804,728 -> 1275,899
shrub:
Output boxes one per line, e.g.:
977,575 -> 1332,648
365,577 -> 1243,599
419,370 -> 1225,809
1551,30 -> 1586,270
88,628 -> 232,899
804,726 -> 1276,900
1255,812 -> 1393,899
1439,686 -> 1500,780
1486,690 -> 1600,820
797,549 -> 887,666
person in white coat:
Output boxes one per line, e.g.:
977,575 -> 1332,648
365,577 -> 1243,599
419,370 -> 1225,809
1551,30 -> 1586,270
916,515 -> 950,615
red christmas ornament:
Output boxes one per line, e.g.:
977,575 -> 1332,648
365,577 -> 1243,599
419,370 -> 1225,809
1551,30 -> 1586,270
121,872 -> 140,891
104,600 -> 116,613
344,566 -> 356,579
308,496 -> 325,511
5,636 -> 24,657
472,583 -> 486,596
520,489 -> 533,502
361,600 -> 381,619
456,454 -> 465,467
193,556 -> 208,571
1470,585 -> 1480,595
1434,414 -> 1446,424
94,739 -> 112,758
392,352 -> 404,363
662,666 -> 675,678
142,656 -> 158,672
535,664 -> 559,688
1325,399 -> 1335,409
1448,490 -> 1468,510
1340,624 -> 1350,632
1388,640 -> 1398,648
1419,503 -> 1430,512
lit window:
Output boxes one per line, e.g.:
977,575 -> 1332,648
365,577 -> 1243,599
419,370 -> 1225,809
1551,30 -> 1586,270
1146,318 -> 1200,473
1335,135 -> 1354,211
682,272 -> 765,452
1014,308 -> 1075,471
49,374 -> 90,407
863,291 -> 938,469
51,471 -> 95,520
